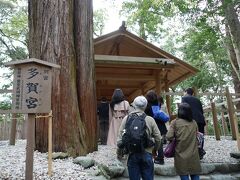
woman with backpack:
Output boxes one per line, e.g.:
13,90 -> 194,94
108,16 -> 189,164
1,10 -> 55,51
166,103 -> 201,180
107,88 -> 130,146
145,90 -> 169,165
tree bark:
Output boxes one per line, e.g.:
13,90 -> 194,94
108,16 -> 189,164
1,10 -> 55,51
74,0 -> 97,152
224,1 -> 240,74
28,0 -> 97,156
225,24 -> 240,110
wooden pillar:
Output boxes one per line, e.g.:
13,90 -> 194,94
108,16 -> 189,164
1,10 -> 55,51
155,70 -> 161,95
193,87 -> 198,96
225,87 -> 237,140
221,111 -> 228,136
48,111 -> 53,176
205,119 -> 208,135
9,113 -> 17,145
25,114 -> 35,180
165,85 -> 171,117
211,101 -> 220,140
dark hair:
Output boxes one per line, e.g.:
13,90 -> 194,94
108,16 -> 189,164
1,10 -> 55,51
145,90 -> 158,105
177,103 -> 193,122
110,89 -> 125,109
185,88 -> 194,95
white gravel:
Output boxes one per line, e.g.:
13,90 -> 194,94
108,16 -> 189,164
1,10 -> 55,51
0,136 -> 239,179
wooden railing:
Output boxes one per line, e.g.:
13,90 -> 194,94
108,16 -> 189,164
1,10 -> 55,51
161,87 -> 240,146
0,89 -> 26,143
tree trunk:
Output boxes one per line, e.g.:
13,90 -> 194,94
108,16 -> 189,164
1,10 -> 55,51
74,0 -> 97,152
225,24 -> 240,110
28,0 -> 97,156
224,1 -> 240,74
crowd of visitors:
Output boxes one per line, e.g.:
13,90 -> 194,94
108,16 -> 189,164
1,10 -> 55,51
97,87 -> 205,180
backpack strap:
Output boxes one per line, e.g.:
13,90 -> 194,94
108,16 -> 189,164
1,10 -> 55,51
140,113 -> 146,120
127,112 -> 146,121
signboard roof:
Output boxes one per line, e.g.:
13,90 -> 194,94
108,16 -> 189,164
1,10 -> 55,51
5,58 -> 61,69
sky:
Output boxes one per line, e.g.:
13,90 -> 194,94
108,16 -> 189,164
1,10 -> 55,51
93,0 -> 125,34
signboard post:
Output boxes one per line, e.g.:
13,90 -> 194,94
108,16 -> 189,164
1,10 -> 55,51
5,58 -> 60,180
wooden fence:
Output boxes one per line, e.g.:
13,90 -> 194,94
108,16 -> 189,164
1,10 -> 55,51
162,87 -> 240,147
0,89 -> 27,141
1,87 -> 240,142
0,115 -> 27,140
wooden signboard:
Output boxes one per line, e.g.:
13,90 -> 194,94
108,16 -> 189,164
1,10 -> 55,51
12,64 -> 52,113
5,58 -> 60,113
5,58 -> 60,180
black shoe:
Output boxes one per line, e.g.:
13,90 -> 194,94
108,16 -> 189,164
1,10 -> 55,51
154,159 -> 164,165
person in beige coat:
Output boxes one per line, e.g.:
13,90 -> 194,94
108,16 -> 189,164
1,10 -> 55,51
107,89 -> 130,147
166,103 -> 201,180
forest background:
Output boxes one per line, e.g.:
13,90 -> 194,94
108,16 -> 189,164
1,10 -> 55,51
0,0 -> 239,155
0,0 -> 239,105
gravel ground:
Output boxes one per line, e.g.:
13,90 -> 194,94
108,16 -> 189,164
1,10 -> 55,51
0,136 -> 239,180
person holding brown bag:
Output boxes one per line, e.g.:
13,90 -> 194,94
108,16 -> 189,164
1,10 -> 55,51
166,103 -> 201,180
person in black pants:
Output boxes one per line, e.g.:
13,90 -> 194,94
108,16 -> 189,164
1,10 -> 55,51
145,90 -> 169,165
97,97 -> 109,145
181,88 -> 206,159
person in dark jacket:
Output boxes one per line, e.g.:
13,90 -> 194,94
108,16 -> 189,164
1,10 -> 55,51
181,88 -> 206,159
97,97 -> 109,145
181,88 -> 205,134
145,90 -> 169,165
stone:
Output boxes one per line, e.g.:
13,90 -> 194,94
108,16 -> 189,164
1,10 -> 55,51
210,174 -> 236,180
52,152 -> 69,159
230,152 -> 240,159
200,163 -> 215,174
154,163 -> 177,176
73,156 -> 95,168
98,162 -> 125,179
214,163 -> 240,173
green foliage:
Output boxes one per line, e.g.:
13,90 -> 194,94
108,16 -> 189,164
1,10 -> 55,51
120,0 -> 174,41
0,0 -> 28,63
120,0 -> 236,95
0,100 -> 11,110
93,8 -> 108,37
0,0 -> 28,90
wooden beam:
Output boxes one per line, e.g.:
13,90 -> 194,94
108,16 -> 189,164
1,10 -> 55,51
0,89 -> 12,93
95,63 -> 175,70
0,110 -> 13,114
142,81 -> 155,94
95,55 -> 175,65
168,72 -> 192,87
97,86 -> 138,89
128,80 -> 156,101
128,89 -> 143,103
96,74 -> 154,81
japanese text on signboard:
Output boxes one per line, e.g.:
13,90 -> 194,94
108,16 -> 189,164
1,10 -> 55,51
12,64 -> 51,113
